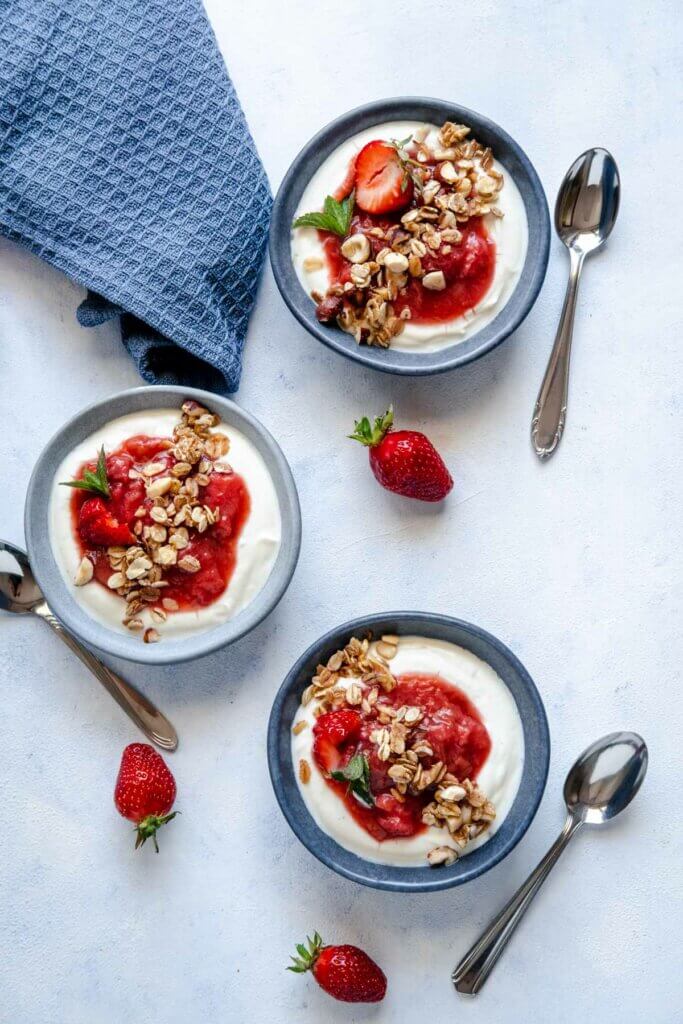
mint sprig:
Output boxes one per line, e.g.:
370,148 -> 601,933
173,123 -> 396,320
60,446 -> 111,499
331,753 -> 374,807
293,191 -> 355,237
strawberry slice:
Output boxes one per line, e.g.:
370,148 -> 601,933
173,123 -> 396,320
312,710 -> 361,774
78,497 -> 135,547
354,140 -> 412,215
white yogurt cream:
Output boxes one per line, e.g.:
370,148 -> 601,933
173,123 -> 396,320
49,409 -> 281,639
291,121 -> 528,353
292,636 -> 524,867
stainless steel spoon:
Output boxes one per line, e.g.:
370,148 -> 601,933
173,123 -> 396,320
452,731 -> 647,995
0,540 -> 178,750
531,148 -> 620,459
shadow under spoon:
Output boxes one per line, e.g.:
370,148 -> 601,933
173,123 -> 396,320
452,730 -> 647,995
0,539 -> 178,751
531,147 -> 620,459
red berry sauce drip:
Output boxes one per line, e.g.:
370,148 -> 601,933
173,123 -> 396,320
320,151 -> 496,324
70,434 -> 250,612
312,674 -> 491,843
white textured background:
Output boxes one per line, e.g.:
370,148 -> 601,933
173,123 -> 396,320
1,1 -> 681,1021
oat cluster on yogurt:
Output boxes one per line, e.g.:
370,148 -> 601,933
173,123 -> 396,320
307,122 -> 505,348
295,634 -> 496,866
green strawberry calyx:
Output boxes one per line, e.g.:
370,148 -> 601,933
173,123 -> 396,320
287,932 -> 324,974
348,407 -> 394,447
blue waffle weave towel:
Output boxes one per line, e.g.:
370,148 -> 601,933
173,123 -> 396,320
0,0 -> 272,393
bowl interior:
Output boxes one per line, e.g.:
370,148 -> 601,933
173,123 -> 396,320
270,96 -> 550,375
24,386 -> 301,665
268,612 -> 549,892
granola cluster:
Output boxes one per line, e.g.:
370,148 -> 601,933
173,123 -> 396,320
296,634 -> 496,866
74,400 -> 232,642
312,122 -> 505,348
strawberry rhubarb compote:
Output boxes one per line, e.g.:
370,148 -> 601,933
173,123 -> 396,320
292,635 -> 523,867
49,401 -> 281,642
291,120 -> 527,354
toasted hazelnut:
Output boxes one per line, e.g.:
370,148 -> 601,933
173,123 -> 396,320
422,271 -> 446,291
383,252 -> 409,275
340,233 -> 371,264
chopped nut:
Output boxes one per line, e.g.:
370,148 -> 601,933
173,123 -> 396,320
422,270 -> 446,291
341,233 -> 371,264
292,720 -> 308,736
146,476 -> 174,499
74,557 -> 93,586
299,758 -> 311,784
143,628 -> 160,644
383,252 -> 409,274
427,846 -> 458,867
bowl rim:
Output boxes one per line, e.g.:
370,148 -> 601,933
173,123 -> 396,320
270,95 -> 550,376
24,385 -> 302,665
268,611 -> 550,892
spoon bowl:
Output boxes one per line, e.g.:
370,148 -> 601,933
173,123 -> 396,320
564,730 -> 648,824
555,147 -> 620,255
0,541 -> 43,613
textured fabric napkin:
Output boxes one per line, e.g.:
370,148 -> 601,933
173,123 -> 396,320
0,0 -> 271,393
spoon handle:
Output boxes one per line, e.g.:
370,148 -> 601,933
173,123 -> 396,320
35,603 -> 178,751
452,814 -> 582,995
531,248 -> 584,459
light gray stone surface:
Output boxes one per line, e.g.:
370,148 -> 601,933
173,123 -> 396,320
1,1 -> 681,1021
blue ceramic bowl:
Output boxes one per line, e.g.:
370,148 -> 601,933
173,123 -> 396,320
24,386 -> 301,665
268,612 -> 549,892
270,97 -> 550,376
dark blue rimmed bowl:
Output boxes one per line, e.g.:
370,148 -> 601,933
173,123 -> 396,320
268,612 -> 549,892
270,97 -> 550,376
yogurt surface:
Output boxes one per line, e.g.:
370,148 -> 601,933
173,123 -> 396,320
292,635 -> 524,866
49,409 -> 282,639
291,121 -> 528,353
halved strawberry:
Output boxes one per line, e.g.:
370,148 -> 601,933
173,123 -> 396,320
78,497 -> 135,547
354,141 -> 412,214
312,710 -> 361,774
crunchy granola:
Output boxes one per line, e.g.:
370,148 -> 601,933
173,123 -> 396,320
74,400 -> 232,641
299,634 -> 497,866
308,122 -> 504,349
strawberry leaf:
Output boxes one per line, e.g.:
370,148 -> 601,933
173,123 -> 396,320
331,753 -> 374,806
293,191 -> 355,237
60,446 -> 111,498
348,407 -> 394,447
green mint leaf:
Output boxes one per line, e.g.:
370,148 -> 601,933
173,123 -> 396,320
60,445 -> 110,498
293,191 -> 355,238
331,753 -> 374,806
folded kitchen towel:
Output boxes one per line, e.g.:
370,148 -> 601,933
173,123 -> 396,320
0,0 -> 272,393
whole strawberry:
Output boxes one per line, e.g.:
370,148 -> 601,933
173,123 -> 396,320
114,743 -> 177,852
350,406 -> 453,502
288,932 -> 386,1003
